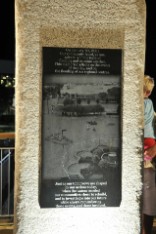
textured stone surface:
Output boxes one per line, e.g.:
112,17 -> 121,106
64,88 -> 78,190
15,0 -> 145,233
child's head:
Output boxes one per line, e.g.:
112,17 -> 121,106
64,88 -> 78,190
144,75 -> 154,98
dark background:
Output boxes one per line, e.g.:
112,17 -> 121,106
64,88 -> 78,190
145,0 -> 156,109
0,0 -> 155,107
0,0 -> 15,61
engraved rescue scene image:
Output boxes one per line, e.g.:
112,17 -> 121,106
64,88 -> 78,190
40,47 -> 122,208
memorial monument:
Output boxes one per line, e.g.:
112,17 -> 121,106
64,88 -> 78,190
15,0 -> 145,233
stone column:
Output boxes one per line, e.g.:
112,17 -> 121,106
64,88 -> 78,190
15,0 -> 145,233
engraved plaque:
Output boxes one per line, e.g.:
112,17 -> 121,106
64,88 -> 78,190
40,47 -> 122,208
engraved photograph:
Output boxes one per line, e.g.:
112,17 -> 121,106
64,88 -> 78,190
40,47 -> 122,208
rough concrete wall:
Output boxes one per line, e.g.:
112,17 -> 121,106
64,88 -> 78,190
14,0 -> 145,233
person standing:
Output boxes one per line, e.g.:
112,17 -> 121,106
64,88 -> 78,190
143,75 -> 156,234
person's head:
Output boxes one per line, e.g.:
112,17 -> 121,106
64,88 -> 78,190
144,75 -> 154,98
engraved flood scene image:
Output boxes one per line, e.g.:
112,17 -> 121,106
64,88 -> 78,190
40,48 -> 122,207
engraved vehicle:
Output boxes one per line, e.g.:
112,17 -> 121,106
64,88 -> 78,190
101,152 -> 118,168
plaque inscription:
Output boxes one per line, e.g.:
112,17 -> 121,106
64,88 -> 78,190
40,47 -> 122,208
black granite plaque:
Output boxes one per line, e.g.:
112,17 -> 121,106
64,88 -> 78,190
40,47 -> 122,208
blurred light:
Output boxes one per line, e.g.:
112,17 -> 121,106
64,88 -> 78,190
0,74 -> 15,88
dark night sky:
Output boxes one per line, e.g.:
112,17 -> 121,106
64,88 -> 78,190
0,0 -> 15,61
144,0 -> 156,110
0,0 -> 156,107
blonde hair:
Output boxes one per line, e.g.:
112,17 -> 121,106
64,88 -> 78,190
144,75 -> 154,94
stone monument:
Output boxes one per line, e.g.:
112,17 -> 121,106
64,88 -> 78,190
15,0 -> 145,233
